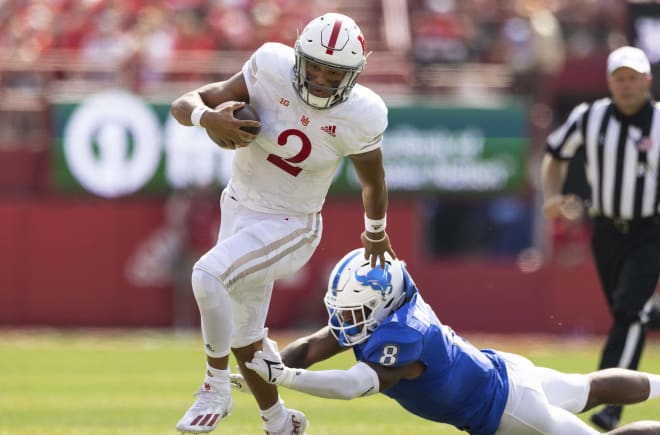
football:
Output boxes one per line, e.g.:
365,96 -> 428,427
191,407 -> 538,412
206,104 -> 260,147
234,104 -> 261,134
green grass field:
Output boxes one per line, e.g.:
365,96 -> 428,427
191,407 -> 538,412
1,330 -> 659,435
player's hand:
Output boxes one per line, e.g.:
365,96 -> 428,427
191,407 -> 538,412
229,372 -> 251,394
361,231 -> 397,269
245,334 -> 295,386
204,101 -> 258,149
543,194 -> 583,221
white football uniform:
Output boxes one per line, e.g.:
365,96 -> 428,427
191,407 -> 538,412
232,42 -> 387,215
194,42 -> 388,348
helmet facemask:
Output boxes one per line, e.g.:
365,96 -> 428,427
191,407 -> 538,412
293,48 -> 363,109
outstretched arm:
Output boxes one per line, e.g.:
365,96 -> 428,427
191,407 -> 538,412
245,334 -> 379,399
246,333 -> 425,400
280,326 -> 345,368
230,327 -> 343,394
350,149 -> 396,268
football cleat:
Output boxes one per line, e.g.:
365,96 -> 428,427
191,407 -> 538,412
265,409 -> 309,435
590,405 -> 621,431
176,385 -> 233,434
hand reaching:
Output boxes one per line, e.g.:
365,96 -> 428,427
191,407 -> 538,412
244,335 -> 295,386
361,231 -> 396,269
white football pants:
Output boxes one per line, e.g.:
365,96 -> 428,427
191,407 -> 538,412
193,187 -> 322,354
495,352 -> 596,435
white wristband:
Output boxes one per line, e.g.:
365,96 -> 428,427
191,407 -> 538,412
364,214 -> 386,233
191,105 -> 210,128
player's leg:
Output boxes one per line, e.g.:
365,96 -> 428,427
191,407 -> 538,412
593,240 -> 660,429
607,421 -> 660,434
224,209 -> 321,433
535,366 -> 589,413
496,353 -> 599,434
537,364 -> 660,410
177,190 -> 243,433
584,368 -> 660,410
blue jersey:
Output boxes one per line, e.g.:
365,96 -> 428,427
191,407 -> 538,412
353,293 -> 509,435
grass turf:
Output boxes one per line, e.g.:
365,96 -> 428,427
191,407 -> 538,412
1,330 -> 659,434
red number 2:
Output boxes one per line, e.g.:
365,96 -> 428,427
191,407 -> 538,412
266,129 -> 311,176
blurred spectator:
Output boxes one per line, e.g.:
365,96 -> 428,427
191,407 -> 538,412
79,6 -> 138,87
131,5 -> 175,89
0,0 -> 631,95
409,0 -> 471,65
206,4 -> 255,50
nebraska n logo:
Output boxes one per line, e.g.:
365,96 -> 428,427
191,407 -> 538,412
321,125 -> 336,137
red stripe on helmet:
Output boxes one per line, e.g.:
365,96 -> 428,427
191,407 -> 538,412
325,19 -> 343,55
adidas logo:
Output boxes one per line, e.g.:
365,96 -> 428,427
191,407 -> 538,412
321,125 -> 336,137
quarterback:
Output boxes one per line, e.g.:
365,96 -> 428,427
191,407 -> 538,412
170,12 -> 396,435
244,249 -> 660,435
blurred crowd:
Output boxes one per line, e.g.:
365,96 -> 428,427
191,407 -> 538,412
0,0 -> 636,147
0,0 -> 322,55
0,0 -> 324,90
0,0 -> 629,87
410,0 -> 626,65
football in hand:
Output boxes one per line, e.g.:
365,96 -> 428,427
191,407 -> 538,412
234,105 -> 261,134
206,104 -> 261,148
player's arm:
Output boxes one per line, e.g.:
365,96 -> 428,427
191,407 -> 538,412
280,326 -> 345,369
170,72 -> 259,147
350,149 -> 396,268
246,335 -> 424,399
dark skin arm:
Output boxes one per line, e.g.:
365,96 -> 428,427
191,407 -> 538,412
280,326 -> 426,392
350,149 -> 397,268
281,326 -> 346,368
170,72 -> 261,149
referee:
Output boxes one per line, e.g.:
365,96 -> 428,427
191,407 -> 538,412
542,45 -> 660,430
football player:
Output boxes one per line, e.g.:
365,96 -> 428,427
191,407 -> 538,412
243,249 -> 660,435
170,12 -> 396,435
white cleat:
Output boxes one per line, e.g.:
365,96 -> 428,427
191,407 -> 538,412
176,385 -> 233,434
265,409 -> 308,435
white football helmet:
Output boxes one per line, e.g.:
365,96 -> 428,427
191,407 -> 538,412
293,13 -> 367,109
325,248 -> 409,346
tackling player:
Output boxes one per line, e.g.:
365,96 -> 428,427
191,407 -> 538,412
170,12 -> 396,435
244,248 -> 660,434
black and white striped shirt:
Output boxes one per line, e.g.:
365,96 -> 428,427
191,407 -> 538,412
546,98 -> 660,220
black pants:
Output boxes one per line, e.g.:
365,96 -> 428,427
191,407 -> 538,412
591,216 -> 660,371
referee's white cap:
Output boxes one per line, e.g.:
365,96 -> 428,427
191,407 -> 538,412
607,46 -> 651,75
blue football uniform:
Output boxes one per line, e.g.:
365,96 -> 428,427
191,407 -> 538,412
353,292 -> 509,435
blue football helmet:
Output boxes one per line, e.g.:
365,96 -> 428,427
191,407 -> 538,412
325,248 -> 408,346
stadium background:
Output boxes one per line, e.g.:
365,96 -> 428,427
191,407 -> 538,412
1,0 -> 659,338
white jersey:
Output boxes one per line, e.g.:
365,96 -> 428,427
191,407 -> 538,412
231,42 -> 388,215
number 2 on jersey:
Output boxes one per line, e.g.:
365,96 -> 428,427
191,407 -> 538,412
266,129 -> 311,176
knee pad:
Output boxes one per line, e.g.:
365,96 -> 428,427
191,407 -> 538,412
191,268 -> 227,310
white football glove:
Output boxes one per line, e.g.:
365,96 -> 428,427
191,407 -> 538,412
244,335 -> 296,386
